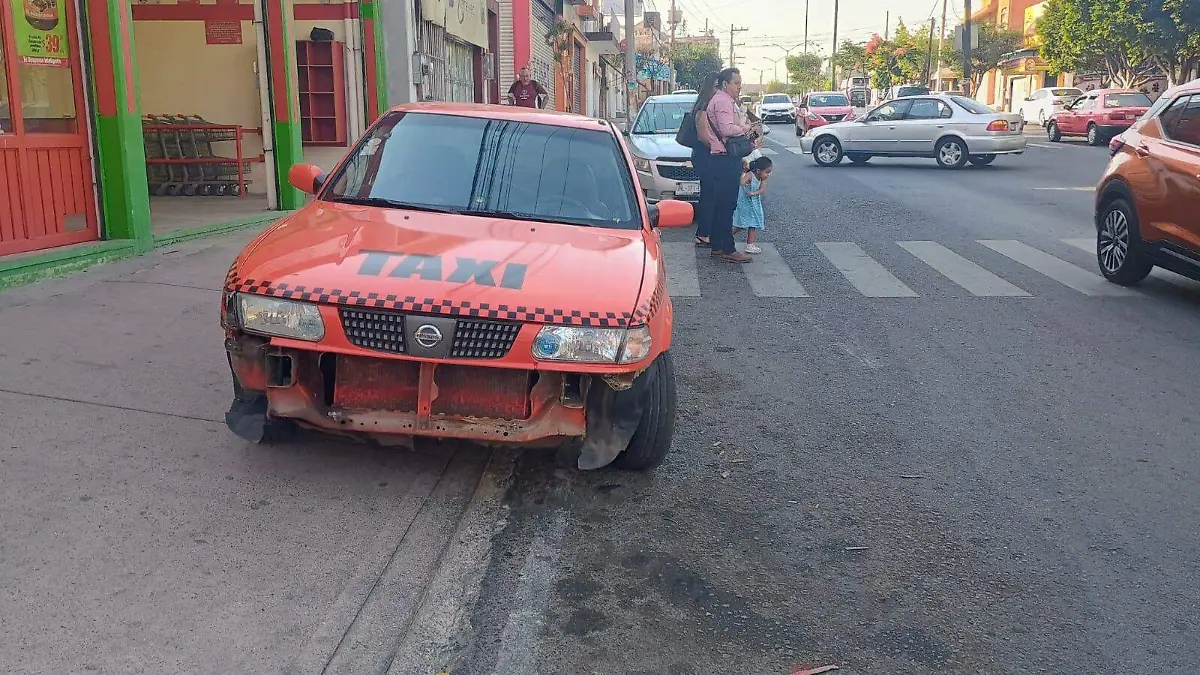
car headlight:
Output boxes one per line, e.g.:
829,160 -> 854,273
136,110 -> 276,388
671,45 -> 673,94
634,156 -> 653,173
532,325 -> 652,364
236,293 -> 325,341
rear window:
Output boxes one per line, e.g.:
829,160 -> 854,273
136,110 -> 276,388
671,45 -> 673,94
808,94 -> 849,107
1051,88 -> 1083,97
897,86 -> 930,97
763,94 -> 791,104
326,112 -> 640,230
1104,93 -> 1152,108
950,96 -> 995,114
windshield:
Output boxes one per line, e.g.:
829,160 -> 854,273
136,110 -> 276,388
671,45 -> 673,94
950,96 -> 994,114
325,112 -> 640,229
809,94 -> 849,107
632,101 -> 693,134
1052,88 -> 1083,97
898,86 -> 930,97
763,94 -> 791,104
1104,92 -> 1153,108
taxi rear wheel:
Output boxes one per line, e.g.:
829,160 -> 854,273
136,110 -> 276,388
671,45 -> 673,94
612,352 -> 677,470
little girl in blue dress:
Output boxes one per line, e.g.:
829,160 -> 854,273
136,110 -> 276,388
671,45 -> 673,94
732,156 -> 772,254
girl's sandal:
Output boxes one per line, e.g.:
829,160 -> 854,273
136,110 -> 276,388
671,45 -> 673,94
694,236 -> 711,247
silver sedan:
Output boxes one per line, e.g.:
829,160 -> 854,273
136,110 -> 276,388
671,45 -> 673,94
798,93 -> 1027,169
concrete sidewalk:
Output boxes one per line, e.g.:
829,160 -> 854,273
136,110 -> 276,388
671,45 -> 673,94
0,230 -> 489,674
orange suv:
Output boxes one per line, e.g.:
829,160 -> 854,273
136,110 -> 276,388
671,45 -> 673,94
1094,79 -> 1200,285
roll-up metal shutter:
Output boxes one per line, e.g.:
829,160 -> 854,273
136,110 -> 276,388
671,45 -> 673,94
531,0 -> 556,105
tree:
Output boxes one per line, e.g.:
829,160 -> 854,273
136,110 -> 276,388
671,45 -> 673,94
832,40 -> 868,75
1035,0 -> 1158,88
946,21 -> 1025,94
671,43 -> 723,90
1146,0 -> 1200,85
766,81 -> 790,94
786,52 -> 826,94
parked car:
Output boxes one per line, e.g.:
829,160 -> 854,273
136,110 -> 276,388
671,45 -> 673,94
1018,86 -> 1084,126
795,91 -> 855,136
757,93 -> 797,123
1093,80 -> 1200,286
672,89 -> 698,95
890,84 -> 931,98
222,102 -> 694,471
1047,89 -> 1153,145
624,93 -> 702,201
799,93 -> 1027,169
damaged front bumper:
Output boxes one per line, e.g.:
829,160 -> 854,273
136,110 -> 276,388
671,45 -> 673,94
224,331 -> 656,469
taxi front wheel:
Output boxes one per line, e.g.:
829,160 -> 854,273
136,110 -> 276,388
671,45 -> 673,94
612,351 -> 678,470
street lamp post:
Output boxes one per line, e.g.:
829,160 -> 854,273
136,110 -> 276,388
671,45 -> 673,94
772,43 -> 805,86
766,57 -> 786,86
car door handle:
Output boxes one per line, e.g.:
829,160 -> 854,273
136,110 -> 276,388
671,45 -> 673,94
936,124 -> 945,128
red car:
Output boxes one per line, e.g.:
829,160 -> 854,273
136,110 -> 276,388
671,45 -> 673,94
1047,89 -> 1153,145
795,91 -> 855,136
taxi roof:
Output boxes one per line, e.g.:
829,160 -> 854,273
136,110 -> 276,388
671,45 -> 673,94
384,101 -> 614,131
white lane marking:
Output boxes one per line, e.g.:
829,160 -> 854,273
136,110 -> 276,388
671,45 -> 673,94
786,146 -> 806,155
1062,237 -> 1095,252
1063,237 -> 1200,290
1027,142 -> 1067,149
978,240 -> 1136,296
898,241 -> 1031,297
661,241 -> 701,297
765,135 -> 789,148
1031,186 -> 1093,191
493,511 -> 568,675
743,243 -> 809,297
815,242 -> 919,298
758,147 -> 778,156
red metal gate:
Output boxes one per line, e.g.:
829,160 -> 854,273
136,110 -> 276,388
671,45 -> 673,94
0,0 -> 98,257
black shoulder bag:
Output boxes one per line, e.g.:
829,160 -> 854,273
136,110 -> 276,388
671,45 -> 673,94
675,111 -> 699,149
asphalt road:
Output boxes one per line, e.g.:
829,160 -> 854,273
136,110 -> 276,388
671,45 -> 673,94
3,123 -> 1199,675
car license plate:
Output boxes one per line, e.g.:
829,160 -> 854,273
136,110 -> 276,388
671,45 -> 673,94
678,182 -> 700,195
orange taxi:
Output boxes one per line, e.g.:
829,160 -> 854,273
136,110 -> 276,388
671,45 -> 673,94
221,103 -> 693,470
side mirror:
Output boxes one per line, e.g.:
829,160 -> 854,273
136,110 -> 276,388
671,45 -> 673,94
1024,97 -> 1034,102
288,163 -> 325,195
647,199 -> 694,228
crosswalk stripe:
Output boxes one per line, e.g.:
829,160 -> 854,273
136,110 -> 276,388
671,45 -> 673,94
816,242 -> 919,297
1062,237 -> 1200,290
758,148 -> 778,156
786,146 -> 805,155
978,240 -> 1136,296
1061,237 -> 1094,252
743,243 -> 809,297
898,241 -> 1030,297
661,241 -> 701,297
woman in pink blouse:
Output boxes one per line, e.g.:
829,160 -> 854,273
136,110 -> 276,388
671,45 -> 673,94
704,68 -> 760,263
690,72 -> 720,247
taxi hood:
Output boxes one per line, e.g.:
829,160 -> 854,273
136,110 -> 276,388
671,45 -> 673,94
227,203 -> 650,324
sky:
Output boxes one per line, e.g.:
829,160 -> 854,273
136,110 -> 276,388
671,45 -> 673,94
638,0 -> 964,87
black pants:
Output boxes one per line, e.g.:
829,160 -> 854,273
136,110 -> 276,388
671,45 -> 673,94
692,147 -> 714,239
708,152 -> 743,254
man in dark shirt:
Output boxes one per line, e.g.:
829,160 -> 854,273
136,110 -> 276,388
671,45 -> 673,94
507,66 -> 548,108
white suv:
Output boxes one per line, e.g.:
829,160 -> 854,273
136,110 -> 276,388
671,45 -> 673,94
756,93 -> 796,123
1019,87 -> 1084,126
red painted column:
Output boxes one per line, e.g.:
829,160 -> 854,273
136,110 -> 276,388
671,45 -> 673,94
513,0 -> 531,72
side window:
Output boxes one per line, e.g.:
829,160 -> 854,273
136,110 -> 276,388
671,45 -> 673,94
937,101 -> 953,118
1068,96 -> 1087,110
1034,90 -> 1047,100
867,100 -> 912,121
906,98 -> 944,120
1080,95 -> 1098,111
1162,95 -> 1200,147
1157,95 -> 1190,135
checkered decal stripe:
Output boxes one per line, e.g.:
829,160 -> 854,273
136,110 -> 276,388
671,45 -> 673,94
631,272 -> 667,326
225,276 -> 634,328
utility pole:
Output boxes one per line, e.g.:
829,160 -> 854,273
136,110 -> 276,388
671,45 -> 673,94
753,67 -> 767,88
924,17 -> 935,85
884,11 -> 889,40
963,0 -> 972,96
804,0 -> 809,52
936,0 -> 947,90
669,0 -> 679,91
831,0 -> 840,90
729,24 -> 749,67
626,0 -> 636,118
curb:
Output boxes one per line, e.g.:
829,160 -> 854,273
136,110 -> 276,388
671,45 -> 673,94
0,212 -> 291,293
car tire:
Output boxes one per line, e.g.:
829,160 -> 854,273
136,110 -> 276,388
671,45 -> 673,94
935,137 -> 968,169
968,154 -> 997,166
813,136 -> 844,166
1087,123 -> 1102,146
1047,121 -> 1062,142
612,352 -> 677,471
1096,197 -> 1153,286
847,153 -> 871,164
1038,109 -> 1046,127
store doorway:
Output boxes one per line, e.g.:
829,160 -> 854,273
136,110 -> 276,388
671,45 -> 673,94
0,0 -> 99,256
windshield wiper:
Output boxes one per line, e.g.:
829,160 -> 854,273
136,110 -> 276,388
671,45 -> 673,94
332,196 -> 462,214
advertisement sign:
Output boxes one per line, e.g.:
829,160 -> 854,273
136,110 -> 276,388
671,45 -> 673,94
11,0 -> 69,67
